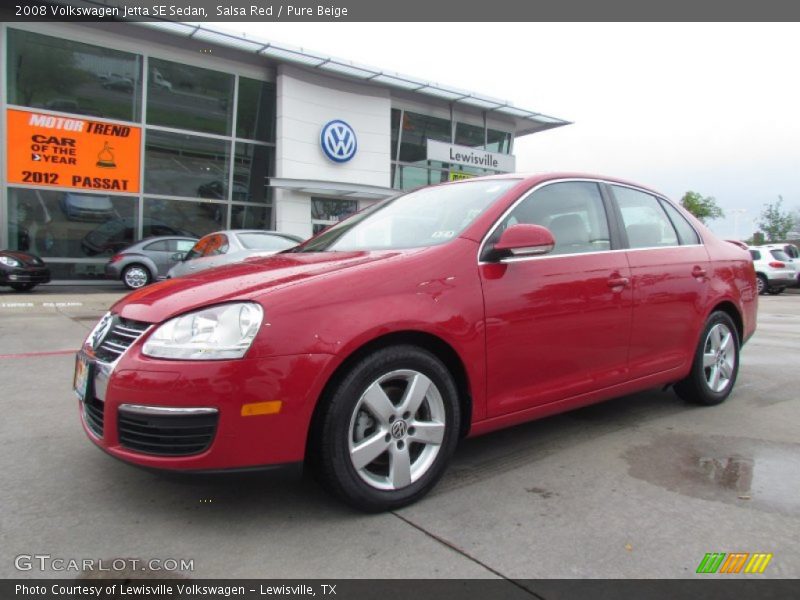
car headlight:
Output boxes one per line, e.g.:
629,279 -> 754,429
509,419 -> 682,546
142,303 -> 263,360
0,256 -> 22,268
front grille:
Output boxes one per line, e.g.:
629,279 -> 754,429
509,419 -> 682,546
94,317 -> 150,363
83,396 -> 104,437
118,409 -> 218,456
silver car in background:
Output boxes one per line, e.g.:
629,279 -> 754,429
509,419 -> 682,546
106,236 -> 198,289
166,230 -> 304,279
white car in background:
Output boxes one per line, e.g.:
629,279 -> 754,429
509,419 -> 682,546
749,246 -> 796,295
758,243 -> 800,287
166,229 -> 303,279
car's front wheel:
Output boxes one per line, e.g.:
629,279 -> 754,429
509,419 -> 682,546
122,264 -> 151,290
314,345 -> 461,512
674,311 -> 739,406
10,283 -> 36,292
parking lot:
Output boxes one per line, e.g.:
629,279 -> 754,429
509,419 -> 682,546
0,287 -> 798,579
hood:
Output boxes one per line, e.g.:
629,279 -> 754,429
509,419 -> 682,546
114,250 -> 409,323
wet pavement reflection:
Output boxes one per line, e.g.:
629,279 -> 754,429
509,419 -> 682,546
623,433 -> 800,515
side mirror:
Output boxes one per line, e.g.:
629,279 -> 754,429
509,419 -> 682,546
171,251 -> 187,262
490,224 -> 555,260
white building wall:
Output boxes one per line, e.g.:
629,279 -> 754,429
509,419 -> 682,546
274,65 -> 392,238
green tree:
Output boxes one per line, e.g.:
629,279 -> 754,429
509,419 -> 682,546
680,191 -> 724,223
758,196 -> 794,242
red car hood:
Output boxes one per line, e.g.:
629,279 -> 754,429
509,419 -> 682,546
113,250 -> 406,323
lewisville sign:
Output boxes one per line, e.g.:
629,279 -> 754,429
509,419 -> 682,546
426,139 -> 515,173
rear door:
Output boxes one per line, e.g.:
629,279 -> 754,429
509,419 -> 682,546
607,185 -> 709,376
480,180 -> 633,417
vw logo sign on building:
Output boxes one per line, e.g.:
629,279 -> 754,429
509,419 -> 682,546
321,120 -> 357,163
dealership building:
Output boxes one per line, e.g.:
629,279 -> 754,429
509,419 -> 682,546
0,21 -> 568,280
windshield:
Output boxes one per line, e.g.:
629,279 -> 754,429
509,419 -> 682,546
236,232 -> 298,251
296,179 -> 519,252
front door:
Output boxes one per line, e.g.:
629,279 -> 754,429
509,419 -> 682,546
480,181 -> 633,417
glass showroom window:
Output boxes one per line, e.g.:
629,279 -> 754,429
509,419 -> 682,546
147,58 -> 234,136
144,130 -> 231,199
399,111 -> 451,162
455,121 -> 485,148
143,197 -> 224,240
487,128 -> 512,154
231,204 -> 273,230
237,77 -> 276,142
6,187 -> 138,259
233,143 -> 274,205
6,28 -> 142,122
311,198 -> 359,234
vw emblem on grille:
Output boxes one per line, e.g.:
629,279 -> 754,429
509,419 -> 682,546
91,314 -> 114,349
391,420 -> 407,439
320,120 -> 357,163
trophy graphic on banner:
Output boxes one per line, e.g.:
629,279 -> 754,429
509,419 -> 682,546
96,141 -> 117,168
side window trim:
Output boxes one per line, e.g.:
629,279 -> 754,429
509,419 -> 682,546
598,182 -> 627,251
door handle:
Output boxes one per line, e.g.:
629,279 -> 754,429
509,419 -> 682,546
607,276 -> 630,288
692,266 -> 707,278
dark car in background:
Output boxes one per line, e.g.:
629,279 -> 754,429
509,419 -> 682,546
106,236 -> 199,289
0,250 -> 50,291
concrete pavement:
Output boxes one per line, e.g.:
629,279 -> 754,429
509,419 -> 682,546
0,289 -> 797,579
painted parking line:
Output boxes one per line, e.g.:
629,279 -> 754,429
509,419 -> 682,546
0,301 -> 85,309
0,349 -> 76,359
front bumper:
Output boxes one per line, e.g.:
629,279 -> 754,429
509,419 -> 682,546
78,349 -> 334,471
0,266 -> 51,284
766,276 -> 796,288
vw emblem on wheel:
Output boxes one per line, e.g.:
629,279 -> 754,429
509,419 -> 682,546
320,119 -> 357,163
391,420 -> 407,439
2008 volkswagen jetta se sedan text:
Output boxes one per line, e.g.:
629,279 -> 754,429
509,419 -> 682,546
74,174 -> 757,512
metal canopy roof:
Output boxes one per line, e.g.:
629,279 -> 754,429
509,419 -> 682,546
131,21 -> 571,136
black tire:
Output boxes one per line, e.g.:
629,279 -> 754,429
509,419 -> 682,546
10,283 -> 36,292
313,345 -> 461,512
122,264 -> 152,290
756,274 -> 768,295
766,288 -> 784,295
674,311 -> 740,406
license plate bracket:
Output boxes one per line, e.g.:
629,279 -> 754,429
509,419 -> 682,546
73,353 -> 93,401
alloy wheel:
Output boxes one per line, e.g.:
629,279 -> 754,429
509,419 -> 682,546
347,369 -> 446,491
124,266 -> 149,289
702,323 -> 735,393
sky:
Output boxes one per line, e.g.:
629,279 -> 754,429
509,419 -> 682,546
217,22 -> 800,239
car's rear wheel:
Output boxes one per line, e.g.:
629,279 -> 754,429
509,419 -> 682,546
314,345 -> 460,512
674,311 -> 739,406
10,283 -> 36,292
756,274 -> 768,295
122,264 -> 151,290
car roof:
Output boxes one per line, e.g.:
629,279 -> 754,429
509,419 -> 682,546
437,172 -> 668,198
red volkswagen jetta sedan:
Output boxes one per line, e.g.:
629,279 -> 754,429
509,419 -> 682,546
74,174 -> 757,511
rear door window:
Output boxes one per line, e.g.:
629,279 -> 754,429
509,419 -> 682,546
612,186 -> 679,248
